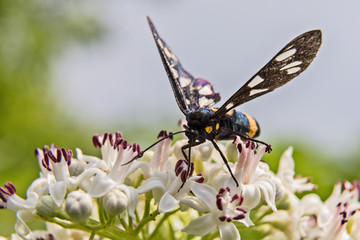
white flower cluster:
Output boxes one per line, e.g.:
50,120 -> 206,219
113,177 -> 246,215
0,131 -> 359,240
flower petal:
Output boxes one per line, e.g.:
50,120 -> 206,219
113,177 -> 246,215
190,182 -> 217,211
277,147 -> 294,174
218,222 -> 241,240
119,186 -> 138,219
137,178 -> 166,194
242,185 -> 261,209
182,213 -> 217,236
48,176 -> 66,206
87,173 -> 117,198
180,196 -> 210,212
15,210 -> 32,240
159,191 -> 179,213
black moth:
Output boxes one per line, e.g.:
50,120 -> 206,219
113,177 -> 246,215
128,17 -> 322,187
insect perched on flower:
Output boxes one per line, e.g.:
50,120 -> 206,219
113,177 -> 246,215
128,17 -> 322,187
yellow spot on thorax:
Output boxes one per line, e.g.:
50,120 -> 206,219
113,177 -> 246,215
243,113 -> 258,138
205,126 -> 213,133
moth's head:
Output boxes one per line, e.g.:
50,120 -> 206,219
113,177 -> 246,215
185,109 -> 220,139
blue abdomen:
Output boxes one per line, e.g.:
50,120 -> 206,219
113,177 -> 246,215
216,110 -> 260,140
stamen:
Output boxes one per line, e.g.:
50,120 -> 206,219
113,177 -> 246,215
61,148 -> 68,161
0,192 -> 7,202
4,182 -> 16,195
109,133 -> 114,146
157,130 -> 166,139
231,194 -> 240,203
92,135 -> 101,148
237,144 -> 242,153
233,214 -> 245,220
115,132 -> 123,139
189,162 -> 194,177
47,151 -> 57,162
236,207 -> 247,214
42,159 -> 51,171
195,174 -> 205,183
181,171 -> 187,183
56,148 -> 62,162
67,150 -> 73,166
216,197 -> 223,210
122,141 -> 128,150
102,133 -> 108,145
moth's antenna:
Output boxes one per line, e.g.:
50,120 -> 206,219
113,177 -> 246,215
122,130 -> 186,165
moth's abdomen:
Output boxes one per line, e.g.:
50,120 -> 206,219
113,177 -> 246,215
216,110 -> 260,139
241,112 -> 260,138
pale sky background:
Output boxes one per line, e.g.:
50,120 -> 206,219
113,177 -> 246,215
53,1 -> 360,156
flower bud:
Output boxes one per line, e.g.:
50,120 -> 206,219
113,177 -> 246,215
36,195 -> 58,218
226,142 -> 238,163
65,190 -> 92,223
102,189 -> 128,217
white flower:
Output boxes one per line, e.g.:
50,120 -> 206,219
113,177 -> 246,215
130,130 -> 173,179
182,182 -> 253,240
137,159 -> 204,213
35,145 -> 75,206
262,181 -> 360,240
274,146 -> 316,199
0,181 -> 47,239
76,132 -> 139,218
215,138 -> 277,212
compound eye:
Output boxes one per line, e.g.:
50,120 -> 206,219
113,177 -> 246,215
205,126 -> 213,133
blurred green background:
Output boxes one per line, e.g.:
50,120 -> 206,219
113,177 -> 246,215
0,0 -> 359,237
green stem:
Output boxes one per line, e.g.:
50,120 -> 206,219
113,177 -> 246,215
149,208 -> 180,240
119,215 -> 128,229
89,231 -> 96,240
253,207 -> 273,225
97,198 -> 106,225
134,209 -> 160,234
143,198 -> 151,220
45,217 -> 139,240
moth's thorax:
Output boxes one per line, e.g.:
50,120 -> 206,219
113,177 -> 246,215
186,109 -> 214,130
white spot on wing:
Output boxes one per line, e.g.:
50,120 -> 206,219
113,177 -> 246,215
249,88 -> 268,96
280,61 -> 302,70
286,67 -> 301,74
247,75 -> 264,88
285,44 -> 294,50
225,102 -> 234,110
275,48 -> 296,61
179,76 -> 191,87
171,68 -> 179,79
199,96 -> 211,106
164,47 -> 173,58
198,85 -> 213,95
157,41 -> 164,49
